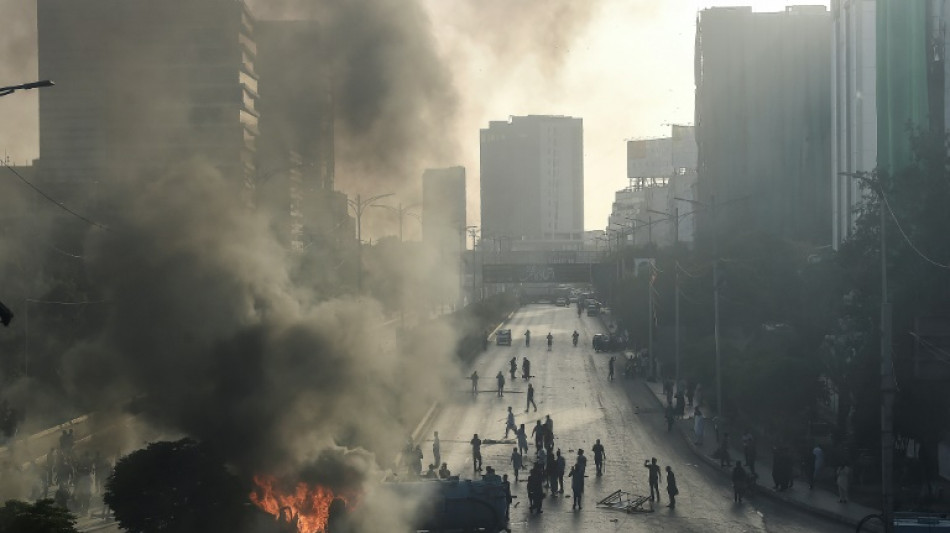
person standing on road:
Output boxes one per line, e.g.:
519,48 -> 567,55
504,406 -> 517,438
432,431 -> 441,468
516,424 -> 529,456
569,464 -> 584,510
572,330 -> 579,346
509,357 -> 517,380
470,371 -> 479,394
526,383 -> 537,412
812,444 -> 824,489
546,332 -> 553,350
546,449 -> 558,493
527,463 -> 544,514
693,407 -> 705,445
742,431 -> 757,474
592,439 -> 606,476
496,371 -> 505,397
644,458 -> 662,502
576,449 -> 588,476
524,329 -> 531,347
686,379 -> 695,407
836,463 -> 851,503
502,474 -> 512,520
522,358 -> 531,381
717,433 -> 731,467
608,356 -> 615,381
510,447 -> 523,482
543,415 -> 554,451
555,449 -> 566,494
531,420 -> 544,449
665,466 -> 678,509
732,460 -> 748,503
471,433 -> 483,472
665,402 -> 675,433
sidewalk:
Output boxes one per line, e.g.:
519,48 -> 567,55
641,379 -> 883,530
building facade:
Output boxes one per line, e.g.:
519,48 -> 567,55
695,6 -> 832,246
36,0 -> 259,218
480,115 -> 584,251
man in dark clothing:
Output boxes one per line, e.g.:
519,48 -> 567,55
509,357 -> 517,380
502,474 -> 512,519
527,463 -> 544,514
510,448 -> 523,482
526,383 -> 537,412
531,420 -> 544,450
470,371 -> 479,394
742,431 -> 757,474
608,356 -> 615,381
543,415 -> 554,451
471,434 -> 483,472
516,424 -> 529,456
504,406 -> 517,438
555,449 -> 566,494
576,449 -> 588,476
666,466 -> 678,509
665,402 -> 675,432
592,439 -> 606,476
732,461 -> 748,502
522,358 -> 531,381
524,329 -> 531,347
569,465 -> 584,510
496,371 -> 505,397
546,450 -> 558,493
546,332 -> 553,350
644,457 -> 661,502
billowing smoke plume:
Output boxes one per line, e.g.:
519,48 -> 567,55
61,159 -> 459,483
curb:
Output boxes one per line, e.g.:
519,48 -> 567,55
640,381 -> 877,531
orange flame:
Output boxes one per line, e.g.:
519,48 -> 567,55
250,475 -> 350,533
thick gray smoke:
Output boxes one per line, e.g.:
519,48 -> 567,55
252,0 -> 459,201
61,159 -> 459,482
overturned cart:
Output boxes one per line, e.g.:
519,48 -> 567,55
597,490 -> 655,514
389,477 -> 510,533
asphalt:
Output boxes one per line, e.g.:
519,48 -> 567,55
417,303 -> 853,532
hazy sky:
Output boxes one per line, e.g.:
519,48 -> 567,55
0,0 -> 828,234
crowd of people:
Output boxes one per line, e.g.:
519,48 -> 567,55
23,428 -> 115,518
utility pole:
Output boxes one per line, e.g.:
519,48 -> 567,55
712,194 -> 722,420
879,191 -> 894,533
673,206 -> 680,385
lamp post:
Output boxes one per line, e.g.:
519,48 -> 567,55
0,80 -> 54,97
648,207 -> 680,386
347,192 -> 394,293
676,195 -> 721,418
373,201 -> 419,242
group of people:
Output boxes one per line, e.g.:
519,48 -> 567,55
32,429 -> 114,517
644,457 -> 679,508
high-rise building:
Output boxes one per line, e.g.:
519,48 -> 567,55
695,6 -> 832,246
479,115 -> 584,251
36,0 -> 259,217
256,20 -> 340,252
612,125 -> 697,248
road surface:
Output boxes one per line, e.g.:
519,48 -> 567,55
424,304 -> 850,532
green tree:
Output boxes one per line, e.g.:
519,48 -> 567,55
104,439 -> 255,533
0,499 -> 78,533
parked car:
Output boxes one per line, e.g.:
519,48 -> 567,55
555,297 -> 567,307
592,334 -> 621,352
496,329 -> 512,346
587,303 -> 600,316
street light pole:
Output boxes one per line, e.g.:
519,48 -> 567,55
348,192 -> 394,293
712,195 -> 722,419
878,188 -> 894,533
0,80 -> 54,97
647,207 -> 681,385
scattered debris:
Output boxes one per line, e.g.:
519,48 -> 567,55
597,490 -> 654,514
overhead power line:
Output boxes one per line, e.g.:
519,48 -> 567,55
2,162 -> 110,231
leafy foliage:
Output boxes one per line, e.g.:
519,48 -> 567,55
0,499 -> 78,533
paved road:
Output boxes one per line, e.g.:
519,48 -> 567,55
426,304 -> 850,533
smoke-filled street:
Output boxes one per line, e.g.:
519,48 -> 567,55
427,305 -> 850,533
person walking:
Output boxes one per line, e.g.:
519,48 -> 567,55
592,439 -> 606,476
732,460 -> 748,503
510,447 -> 523,482
555,449 -> 566,494
665,466 -> 678,509
644,457 -> 661,502
608,356 -> 615,381
496,371 -> 505,397
546,332 -> 553,350
531,420 -> 545,450
546,449 -> 558,494
569,465 -> 584,510
526,383 -> 537,412
543,415 -> 554,451
504,406 -> 517,438
516,424 -> 529,456
471,433 -> 483,472
836,463 -> 851,503
509,357 -> 517,380
432,431 -> 441,470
